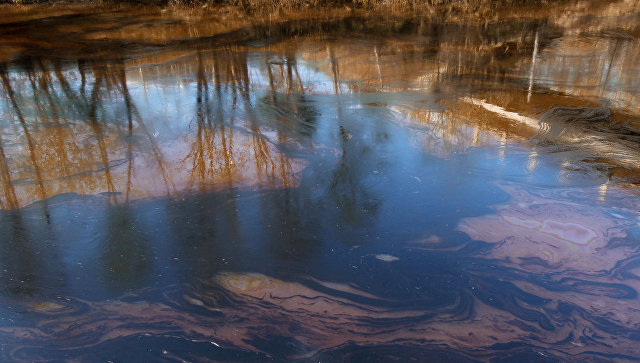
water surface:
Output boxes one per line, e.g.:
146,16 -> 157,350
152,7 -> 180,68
0,1 -> 640,361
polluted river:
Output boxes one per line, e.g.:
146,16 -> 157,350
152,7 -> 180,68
0,0 -> 640,361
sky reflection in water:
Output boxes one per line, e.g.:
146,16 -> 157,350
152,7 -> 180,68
0,1 -> 640,361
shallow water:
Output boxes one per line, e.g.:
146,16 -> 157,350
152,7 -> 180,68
0,0 -> 640,361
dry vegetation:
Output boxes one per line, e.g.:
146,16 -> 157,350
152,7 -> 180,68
0,0 -> 549,10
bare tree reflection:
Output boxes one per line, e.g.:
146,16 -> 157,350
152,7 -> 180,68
0,65 -> 47,201
0,136 -> 18,210
114,60 -> 175,199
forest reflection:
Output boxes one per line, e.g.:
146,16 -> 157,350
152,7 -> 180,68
1,2 -> 639,209
0,51 -> 306,209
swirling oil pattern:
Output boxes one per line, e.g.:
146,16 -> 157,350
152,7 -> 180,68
1,0 -> 640,362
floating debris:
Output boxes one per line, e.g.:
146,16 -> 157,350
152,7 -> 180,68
375,254 -> 399,262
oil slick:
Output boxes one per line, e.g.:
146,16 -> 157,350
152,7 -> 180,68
458,182 -> 634,271
539,220 -> 597,245
3,269 -> 640,361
